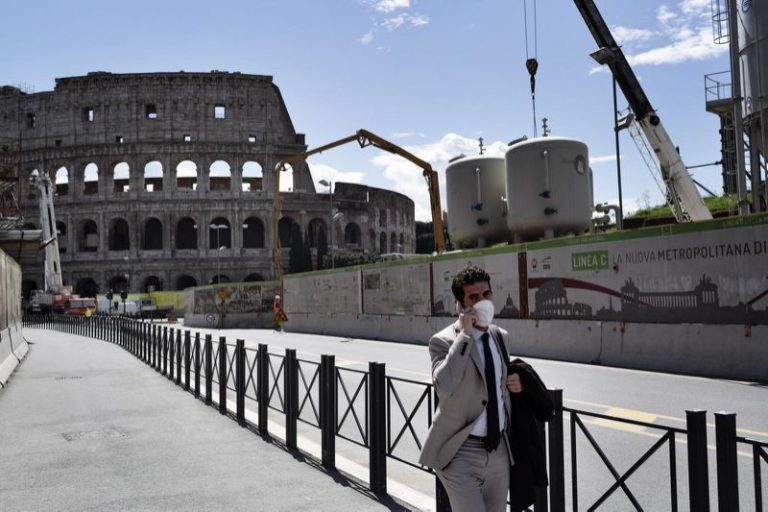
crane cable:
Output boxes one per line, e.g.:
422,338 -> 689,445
523,0 -> 539,137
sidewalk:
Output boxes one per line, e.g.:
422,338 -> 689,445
0,328 -> 407,511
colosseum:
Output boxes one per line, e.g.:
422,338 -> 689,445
0,71 -> 415,298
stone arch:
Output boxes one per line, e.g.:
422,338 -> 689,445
369,229 -> 376,253
79,219 -> 98,252
276,163 -> 293,192
113,162 -> 130,193
244,273 -> 264,282
390,232 -> 397,253
143,217 -> 163,250
108,275 -> 129,293
176,217 -> 198,249
176,160 -> 198,190
278,216 -> 298,247
243,216 -> 265,248
75,278 -> 99,297
379,232 -> 387,254
55,166 -> 69,196
399,233 -> 405,252
209,217 -> 231,249
242,161 -> 263,192
307,218 -> 327,249
56,221 -> 67,253
143,161 -> 163,192
344,222 -> 361,246
109,218 -> 130,251
210,274 -> 231,285
83,163 -> 99,195
176,274 -> 197,290
143,275 -> 163,292
209,160 -> 231,191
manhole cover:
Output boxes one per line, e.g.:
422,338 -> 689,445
61,427 -> 126,442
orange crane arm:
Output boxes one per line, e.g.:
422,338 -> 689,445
272,129 -> 445,282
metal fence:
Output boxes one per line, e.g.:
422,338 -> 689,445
22,314 -> 766,511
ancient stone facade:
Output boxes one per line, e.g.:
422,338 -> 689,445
0,72 -> 415,296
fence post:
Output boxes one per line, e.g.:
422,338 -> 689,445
184,331 -> 191,391
548,389 -> 565,512
284,348 -> 298,448
236,340 -> 246,427
257,343 -> 269,434
369,362 -> 387,494
194,332 -> 201,398
175,330 -> 182,385
163,327 -> 169,376
686,410 -> 710,512
219,336 -> 227,415
715,412 -> 739,511
151,325 -> 157,369
205,334 -> 213,405
169,328 -> 176,381
320,354 -> 336,471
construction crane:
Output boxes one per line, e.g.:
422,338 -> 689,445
574,0 -> 713,222
272,129 -> 445,282
33,172 -> 63,291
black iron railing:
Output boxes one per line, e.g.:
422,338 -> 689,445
21,314 -> 767,512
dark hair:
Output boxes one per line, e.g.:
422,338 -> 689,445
451,265 -> 491,306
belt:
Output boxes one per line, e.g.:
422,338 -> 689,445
467,434 -> 486,440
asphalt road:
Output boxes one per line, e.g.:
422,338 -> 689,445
176,322 -> 768,511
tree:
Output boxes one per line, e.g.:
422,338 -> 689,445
288,223 -> 303,273
316,227 -> 329,269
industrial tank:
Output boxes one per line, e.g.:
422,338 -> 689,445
446,155 -> 510,248
505,137 -> 592,241
737,0 -> 768,124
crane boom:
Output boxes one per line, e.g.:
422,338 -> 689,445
34,172 -> 63,291
574,0 -> 712,221
272,129 -> 445,282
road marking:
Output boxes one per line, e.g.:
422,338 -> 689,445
591,407 -> 656,434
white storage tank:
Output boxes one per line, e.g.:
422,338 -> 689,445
505,137 -> 592,241
446,155 -> 510,248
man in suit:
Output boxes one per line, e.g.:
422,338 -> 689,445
419,265 -> 522,512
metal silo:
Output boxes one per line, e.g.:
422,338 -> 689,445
505,137 -> 592,241
445,155 -> 510,248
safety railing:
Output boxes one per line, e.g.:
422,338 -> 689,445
21,314 -> 767,511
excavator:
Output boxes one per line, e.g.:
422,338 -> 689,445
272,129 -> 445,282
573,0 -> 713,222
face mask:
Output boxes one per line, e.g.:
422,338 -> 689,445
472,299 -> 495,327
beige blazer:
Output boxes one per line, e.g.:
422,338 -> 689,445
419,321 -> 513,470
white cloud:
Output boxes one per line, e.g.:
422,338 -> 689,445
359,31 -> 374,44
391,131 -> 426,139
590,154 -> 618,165
373,0 -> 410,13
657,5 -> 677,25
629,27 -> 725,65
382,13 -> 429,31
611,25 -> 655,45
309,164 -> 365,192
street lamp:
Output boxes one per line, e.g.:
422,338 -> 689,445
210,223 -> 229,283
590,46 -> 626,230
318,179 -> 334,267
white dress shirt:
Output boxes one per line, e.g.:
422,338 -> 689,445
469,328 -> 506,437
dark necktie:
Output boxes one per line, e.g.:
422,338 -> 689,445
481,332 -> 501,451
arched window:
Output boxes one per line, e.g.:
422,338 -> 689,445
242,161 -> 263,192
379,232 -> 387,254
79,219 -> 98,252
209,160 -> 231,191
176,160 -> 197,190
113,162 -> 130,193
55,221 -> 67,253
55,166 -> 69,196
176,275 -> 197,290
210,274 -> 231,285
244,273 -> 264,282
209,217 -> 231,249
276,163 -> 293,192
399,233 -> 405,252
144,161 -> 163,192
75,278 -> 99,297
108,275 -> 129,293
344,222 -> 361,246
379,209 -> 387,228
390,232 -> 397,253
308,218 -> 327,249
143,217 -> 163,250
83,163 -> 98,195
176,217 -> 198,249
143,275 -> 163,293
369,229 -> 376,253
109,218 -> 130,251
278,217 -> 298,247
243,217 -> 265,248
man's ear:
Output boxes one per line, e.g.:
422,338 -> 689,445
455,300 -> 462,316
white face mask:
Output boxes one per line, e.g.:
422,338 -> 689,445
472,299 -> 495,327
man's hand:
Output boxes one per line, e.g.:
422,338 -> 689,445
506,373 -> 523,393
458,307 -> 477,335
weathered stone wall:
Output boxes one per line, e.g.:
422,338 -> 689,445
0,249 -> 28,386
0,72 -> 415,297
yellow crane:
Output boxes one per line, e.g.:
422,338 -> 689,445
272,129 -> 445,282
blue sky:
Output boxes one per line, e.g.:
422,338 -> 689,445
1,0 -> 730,221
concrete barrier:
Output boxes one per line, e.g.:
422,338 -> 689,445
0,250 -> 29,387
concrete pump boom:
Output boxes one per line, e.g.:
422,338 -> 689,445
574,0 -> 713,222
272,129 -> 445,282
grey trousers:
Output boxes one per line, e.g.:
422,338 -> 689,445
436,437 -> 511,512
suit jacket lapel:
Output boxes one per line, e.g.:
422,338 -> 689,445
454,324 -> 484,378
